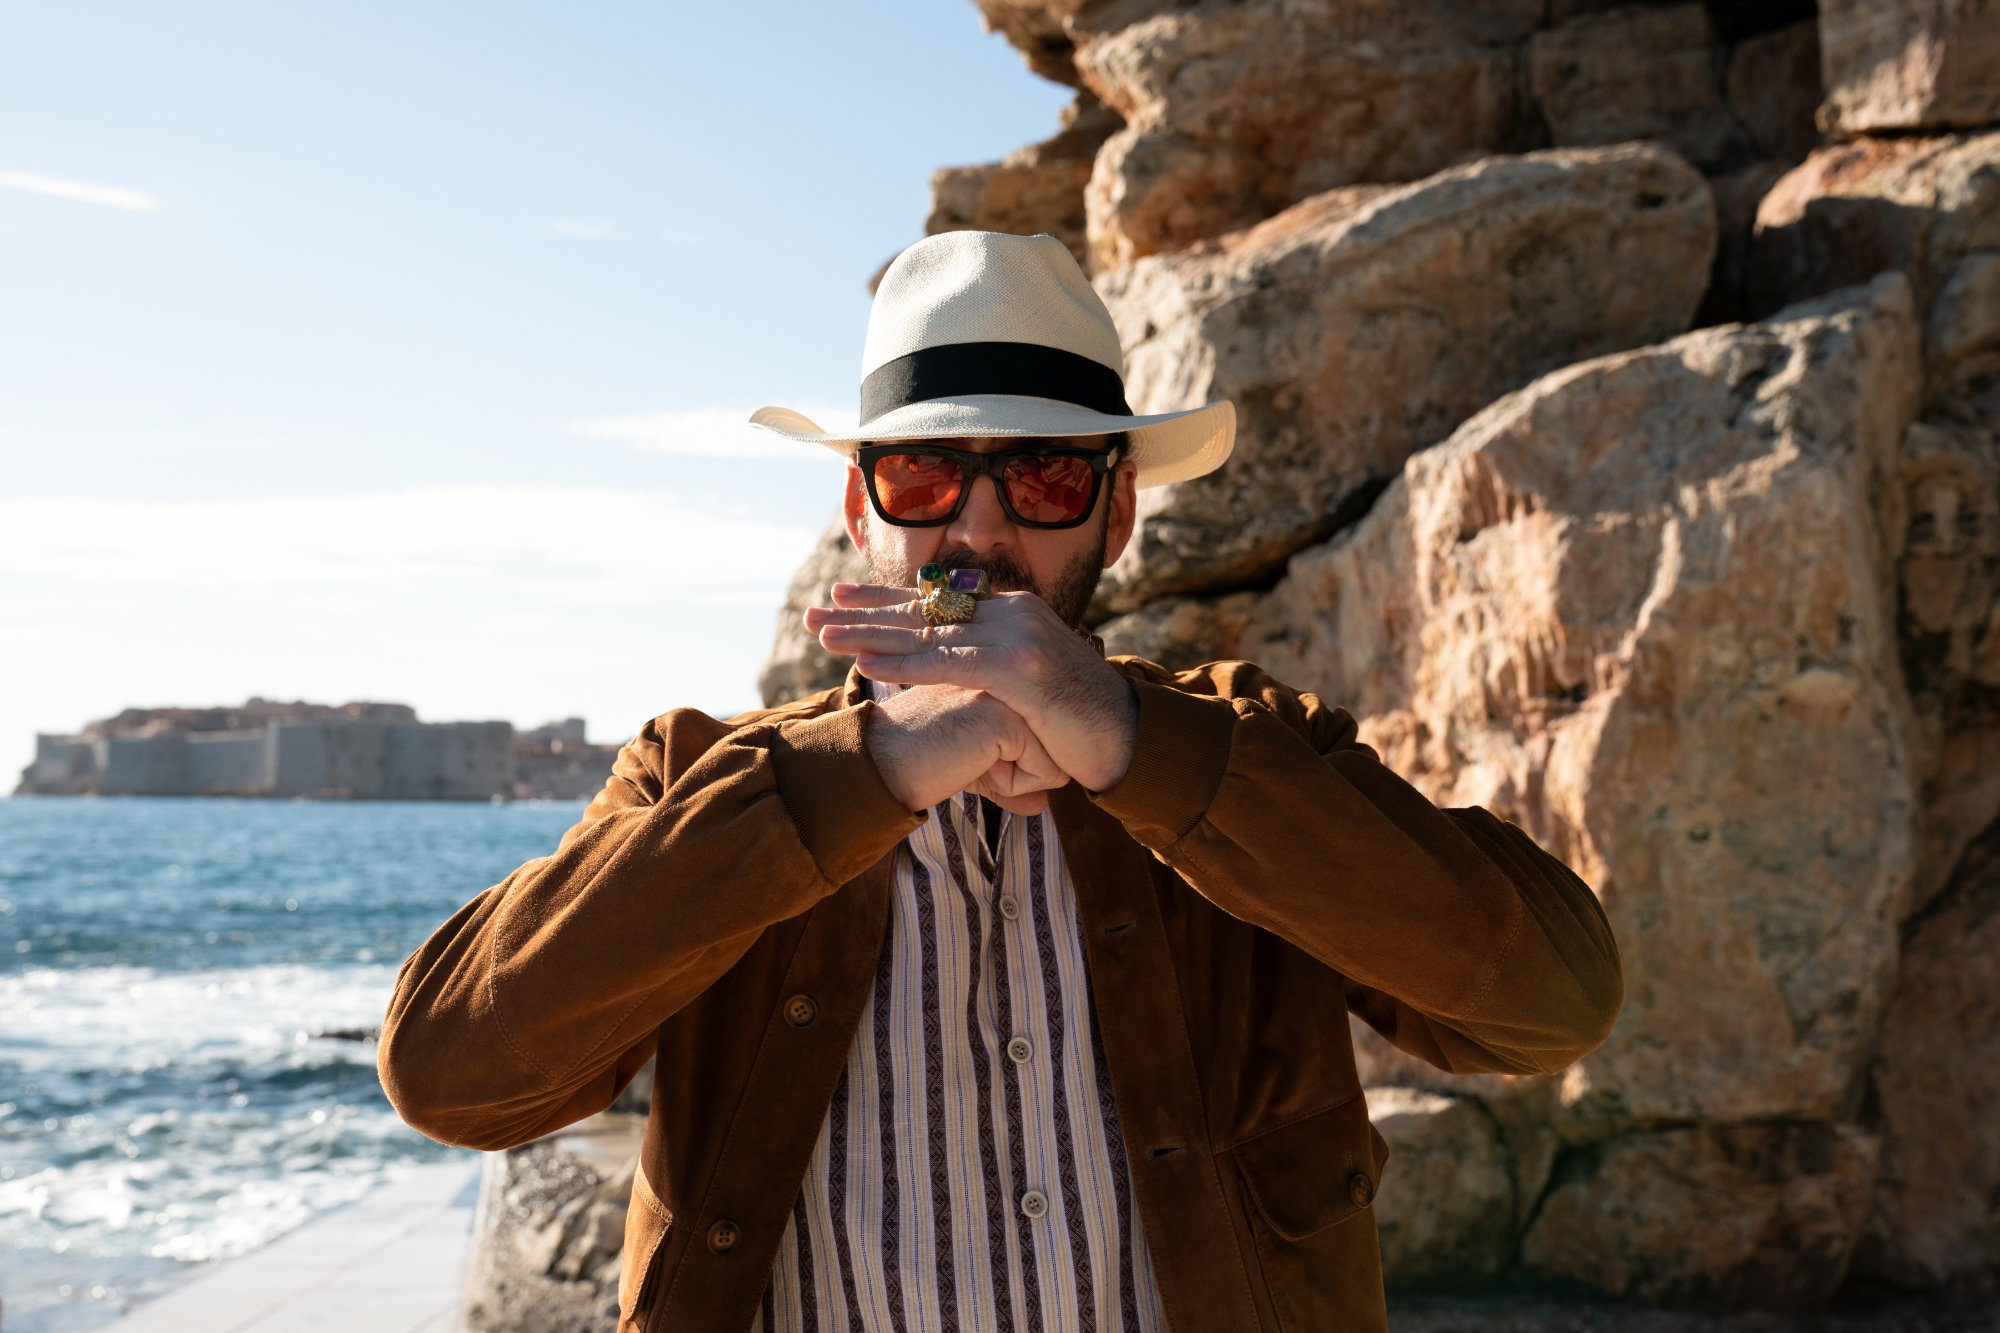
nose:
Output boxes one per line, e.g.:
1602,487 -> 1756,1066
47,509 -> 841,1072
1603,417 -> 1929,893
944,467 -> 1015,554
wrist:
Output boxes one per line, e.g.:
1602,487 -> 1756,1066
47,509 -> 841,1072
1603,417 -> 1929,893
860,699 -> 923,811
1078,675 -> 1141,794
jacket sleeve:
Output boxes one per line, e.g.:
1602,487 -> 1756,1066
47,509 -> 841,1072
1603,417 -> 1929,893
1085,659 -> 1624,1078
376,699 -> 925,1150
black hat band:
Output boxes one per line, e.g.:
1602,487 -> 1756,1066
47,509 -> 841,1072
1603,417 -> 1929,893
859,340 -> 1132,425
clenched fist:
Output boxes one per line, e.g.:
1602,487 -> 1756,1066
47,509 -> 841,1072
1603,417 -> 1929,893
806,581 -> 1139,794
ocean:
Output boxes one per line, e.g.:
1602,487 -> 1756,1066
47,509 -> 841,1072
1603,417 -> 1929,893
0,794 -> 591,1333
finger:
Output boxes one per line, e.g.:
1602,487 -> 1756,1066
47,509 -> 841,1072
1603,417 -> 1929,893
989,763 -> 1066,800
973,771 -> 1050,816
804,600 -> 927,632
991,789 -> 1050,816
819,621 -> 988,656
830,582 -> 914,608
854,645 -> 986,686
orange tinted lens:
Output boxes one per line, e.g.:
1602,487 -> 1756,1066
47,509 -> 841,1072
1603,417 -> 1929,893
1003,454 -> 1095,523
874,451 -> 964,521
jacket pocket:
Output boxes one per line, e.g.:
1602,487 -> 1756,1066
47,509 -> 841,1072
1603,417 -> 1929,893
618,1162 -> 675,1330
1229,1092 -> 1392,1333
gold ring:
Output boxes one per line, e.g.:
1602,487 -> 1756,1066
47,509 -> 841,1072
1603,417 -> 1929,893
920,589 -> 979,626
916,563 -> 990,627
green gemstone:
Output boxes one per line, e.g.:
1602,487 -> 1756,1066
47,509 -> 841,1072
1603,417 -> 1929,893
919,562 -> 945,583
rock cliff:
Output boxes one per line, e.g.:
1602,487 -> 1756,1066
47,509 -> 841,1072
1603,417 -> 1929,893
510,1 -> 2000,1324
763,0 -> 2000,1317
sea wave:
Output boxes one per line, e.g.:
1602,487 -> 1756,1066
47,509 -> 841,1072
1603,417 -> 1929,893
0,961 -> 474,1331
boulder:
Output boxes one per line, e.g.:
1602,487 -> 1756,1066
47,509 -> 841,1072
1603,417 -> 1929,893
1894,416 -> 2000,919
1817,0 -> 2000,134
1528,4 -> 1757,175
1520,1121 -> 1881,1306
1092,143 -> 1714,613
924,90 -> 1121,278
758,514 -> 866,707
1237,276 -> 1925,1131
1367,1087 -> 1520,1287
1925,250 -> 2000,402
1850,814 -> 2000,1288
1725,18 -> 1826,166
463,1111 -> 646,1333
1749,131 -> 2000,374
1094,588 -> 1257,669
1072,0 -> 1545,269
1350,1021 -> 1564,1238
970,0 -> 1087,88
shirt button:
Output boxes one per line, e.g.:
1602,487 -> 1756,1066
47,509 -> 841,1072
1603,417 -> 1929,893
1020,1189 -> 1048,1220
783,994 -> 818,1028
1348,1170 -> 1375,1207
1006,1036 -> 1033,1064
998,895 -> 1020,921
707,1218 -> 741,1253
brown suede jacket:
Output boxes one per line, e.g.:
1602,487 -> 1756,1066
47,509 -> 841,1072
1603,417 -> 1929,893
378,645 -> 1624,1333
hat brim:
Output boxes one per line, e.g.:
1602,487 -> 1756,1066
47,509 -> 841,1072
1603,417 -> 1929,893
748,394 -> 1234,489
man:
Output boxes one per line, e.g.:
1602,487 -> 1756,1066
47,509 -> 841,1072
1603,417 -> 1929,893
378,230 -> 1624,1333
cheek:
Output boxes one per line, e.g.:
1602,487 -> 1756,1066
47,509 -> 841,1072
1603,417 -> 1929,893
863,522 -> 944,578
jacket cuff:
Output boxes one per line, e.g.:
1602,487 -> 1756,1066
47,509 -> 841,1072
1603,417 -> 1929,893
1086,677 -> 1238,848
770,702 -> 928,884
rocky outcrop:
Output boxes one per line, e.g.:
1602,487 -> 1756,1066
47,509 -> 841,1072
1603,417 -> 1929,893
1095,270 -> 1999,1312
1094,143 -> 1715,612
759,514 -> 868,713
463,1112 -> 646,1333
1749,131 -> 2000,356
1850,814 -> 2000,1289
925,90 -> 1120,276
1368,1087 -> 1518,1287
1530,4 -> 1758,175
1073,0 -> 1544,271
1246,276 -> 1924,1135
744,0 -> 2000,1318
1818,0 -> 2000,134
1522,1121 -> 1882,1306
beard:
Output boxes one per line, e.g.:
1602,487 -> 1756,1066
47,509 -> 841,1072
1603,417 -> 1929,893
863,509 -> 1109,630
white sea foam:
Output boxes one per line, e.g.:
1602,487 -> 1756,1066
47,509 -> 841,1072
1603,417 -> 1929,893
0,959 -> 475,1329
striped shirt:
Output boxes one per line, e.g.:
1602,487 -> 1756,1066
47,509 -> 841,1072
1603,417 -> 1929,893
751,680 -> 1169,1332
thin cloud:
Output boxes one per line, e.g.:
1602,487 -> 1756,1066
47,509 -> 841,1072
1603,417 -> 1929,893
560,405 -> 857,461
0,171 -> 160,212
544,217 -> 619,240
0,486 -> 816,601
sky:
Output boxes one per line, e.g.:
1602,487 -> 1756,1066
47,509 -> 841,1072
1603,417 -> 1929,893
1,1 -> 1074,787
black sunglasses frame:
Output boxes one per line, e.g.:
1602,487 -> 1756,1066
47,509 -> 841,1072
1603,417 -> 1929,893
855,442 -> 1122,530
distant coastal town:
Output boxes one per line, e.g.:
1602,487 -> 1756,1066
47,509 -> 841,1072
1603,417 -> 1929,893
15,697 -> 623,800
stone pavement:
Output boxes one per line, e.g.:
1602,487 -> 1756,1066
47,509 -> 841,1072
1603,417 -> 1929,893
104,1160 -> 483,1333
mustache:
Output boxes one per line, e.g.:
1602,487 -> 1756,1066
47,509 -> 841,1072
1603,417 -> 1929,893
925,551 -> 1038,595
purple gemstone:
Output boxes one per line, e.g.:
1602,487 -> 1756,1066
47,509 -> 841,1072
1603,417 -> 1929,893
947,568 -> 987,593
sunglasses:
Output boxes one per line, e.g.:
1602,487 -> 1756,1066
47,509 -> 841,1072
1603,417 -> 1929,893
856,442 -> 1121,530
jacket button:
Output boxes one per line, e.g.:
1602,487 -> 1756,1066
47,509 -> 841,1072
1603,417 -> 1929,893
1348,1170 -> 1374,1207
784,994 -> 818,1028
707,1218 -> 741,1253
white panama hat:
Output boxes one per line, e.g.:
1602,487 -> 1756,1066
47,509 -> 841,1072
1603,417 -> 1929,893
747,230 -> 1235,488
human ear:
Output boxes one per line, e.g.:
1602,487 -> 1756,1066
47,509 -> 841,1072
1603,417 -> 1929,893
1102,458 -> 1138,567
842,463 -> 870,556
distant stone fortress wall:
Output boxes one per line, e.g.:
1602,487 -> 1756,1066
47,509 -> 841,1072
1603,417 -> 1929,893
16,699 -> 619,801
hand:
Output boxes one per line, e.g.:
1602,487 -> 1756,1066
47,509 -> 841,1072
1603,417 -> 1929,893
805,581 -> 1141,793
858,682 -> 1070,816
